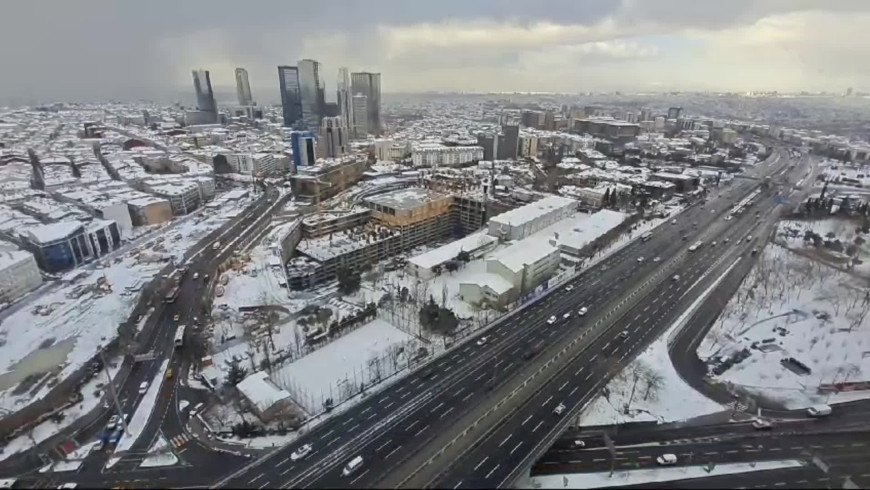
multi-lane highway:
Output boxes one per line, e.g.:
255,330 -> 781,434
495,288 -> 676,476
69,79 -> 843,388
219,151 -> 793,489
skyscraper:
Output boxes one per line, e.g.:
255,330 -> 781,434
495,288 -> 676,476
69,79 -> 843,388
498,124 -> 519,160
298,59 -> 326,131
351,72 -> 381,136
290,131 -> 317,169
278,66 -> 302,128
235,67 -> 253,106
337,67 -> 355,139
351,94 -> 368,137
667,107 -> 682,120
317,116 -> 347,159
191,69 -> 217,122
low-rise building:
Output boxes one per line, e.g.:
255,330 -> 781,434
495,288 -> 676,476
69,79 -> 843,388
407,232 -> 498,279
0,248 -> 42,303
411,143 -> 483,168
486,239 -> 561,299
236,371 -> 294,422
487,195 -> 577,241
146,181 -> 201,215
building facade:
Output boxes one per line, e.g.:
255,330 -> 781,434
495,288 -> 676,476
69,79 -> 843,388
235,67 -> 253,106
298,59 -> 326,131
317,116 -> 348,159
191,69 -> 217,123
351,72 -> 381,136
0,249 -> 42,303
290,131 -> 317,170
127,197 -> 172,225
351,94 -> 369,137
337,67 -> 355,139
278,65 -> 302,128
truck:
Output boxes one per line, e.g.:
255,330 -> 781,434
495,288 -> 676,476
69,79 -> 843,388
641,231 -> 653,242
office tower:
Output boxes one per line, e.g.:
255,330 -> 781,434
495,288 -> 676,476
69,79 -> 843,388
351,94 -> 369,137
290,131 -> 317,169
337,67 -> 355,139
235,67 -> 253,106
639,108 -> 652,122
667,107 -> 682,120
191,69 -> 217,122
278,65 -> 302,128
318,116 -> 347,158
351,72 -> 381,135
498,124 -> 519,160
298,59 -> 326,130
477,133 -> 498,161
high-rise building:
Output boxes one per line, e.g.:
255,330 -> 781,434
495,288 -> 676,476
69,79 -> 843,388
337,67 -> 355,139
498,124 -> 519,160
298,59 -> 326,130
278,65 -> 302,128
317,116 -> 348,159
667,107 -> 682,120
290,131 -> 317,170
477,133 -> 498,161
235,67 -> 253,106
191,69 -> 217,122
351,94 -> 369,137
351,72 -> 381,136
639,108 -> 653,122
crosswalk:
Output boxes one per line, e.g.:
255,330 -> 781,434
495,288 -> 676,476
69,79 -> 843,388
169,433 -> 190,449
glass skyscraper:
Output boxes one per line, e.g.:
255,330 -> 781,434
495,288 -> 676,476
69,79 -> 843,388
278,65 -> 302,128
298,59 -> 325,131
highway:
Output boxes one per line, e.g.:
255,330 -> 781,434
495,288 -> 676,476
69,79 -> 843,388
218,152 -> 792,488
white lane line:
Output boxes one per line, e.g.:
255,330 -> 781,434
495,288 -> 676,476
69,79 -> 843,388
453,481 -> 464,489
383,401 -> 394,410
349,469 -> 370,485
440,407 -> 455,418
431,402 -> 444,413
376,439 -> 392,452
485,464 -> 500,479
249,474 -> 264,484
475,372 -> 487,381
405,420 -> 420,432
348,423 -> 359,431
510,441 -> 523,455
415,425 -> 429,437
532,420 -> 544,432
378,397 -> 390,404
569,386 -> 579,396
585,372 -> 593,380
400,391 -> 410,400
258,482 -> 269,490
522,414 -> 533,426
280,467 -> 293,476
542,395 -> 553,407
367,412 -> 377,420
590,354 -> 598,362
277,457 -> 289,466
474,457 -> 489,471
327,436 -> 340,446
558,380 -> 569,391
385,446 -> 401,459
453,387 -> 465,397
361,407 -> 372,414
342,418 -> 355,427
499,434 -> 513,448
462,392 -> 473,402
575,367 -> 584,376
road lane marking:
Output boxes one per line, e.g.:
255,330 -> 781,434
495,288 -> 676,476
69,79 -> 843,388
440,407 -> 455,418
462,392 -> 473,402
249,474 -> 264,484
361,407 -> 372,414
414,425 -> 429,437
522,414 -> 533,426
499,434 -> 512,448
575,367 -> 584,376
532,420 -> 544,432
278,457 -> 289,465
348,423 -> 359,431
258,482 -> 270,489
349,469 -> 370,485
376,439 -> 392,452
585,372 -> 593,380
474,457 -> 489,471
453,387 -> 465,397
453,481 -> 463,489
383,401 -> 394,410
327,436 -> 340,446
342,418 -> 355,426
280,467 -> 293,476
542,396 -> 552,407
385,446 -> 401,459
510,441 -> 523,455
367,412 -> 377,420
319,430 -> 334,440
485,464 -> 500,479
475,372 -> 486,381
558,380 -> 568,391
431,402 -> 444,413
569,386 -> 579,396
405,420 -> 420,432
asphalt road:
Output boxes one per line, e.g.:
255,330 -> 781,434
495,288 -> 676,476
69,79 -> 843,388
219,158 -> 783,489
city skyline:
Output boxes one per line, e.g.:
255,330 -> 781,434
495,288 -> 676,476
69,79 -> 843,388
1,0 -> 869,104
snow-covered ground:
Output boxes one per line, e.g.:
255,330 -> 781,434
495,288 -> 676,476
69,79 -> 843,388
139,435 -> 178,468
0,354 -> 122,463
778,217 -> 870,278
520,460 -> 805,489
0,196 -> 254,414
578,258 -> 739,426
114,360 -> 169,454
698,243 -> 870,409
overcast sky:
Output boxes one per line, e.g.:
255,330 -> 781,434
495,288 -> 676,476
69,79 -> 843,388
2,0 -> 868,104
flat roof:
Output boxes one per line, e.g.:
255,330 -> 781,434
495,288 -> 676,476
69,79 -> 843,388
26,221 -> 84,244
489,195 -> 576,228
408,232 -> 498,270
364,188 -> 449,211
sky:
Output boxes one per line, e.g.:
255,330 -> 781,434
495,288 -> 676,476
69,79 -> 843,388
1,0 -> 869,104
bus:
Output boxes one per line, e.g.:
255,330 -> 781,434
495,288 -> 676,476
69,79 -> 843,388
641,231 -> 653,242
174,325 -> 186,348
164,285 -> 180,304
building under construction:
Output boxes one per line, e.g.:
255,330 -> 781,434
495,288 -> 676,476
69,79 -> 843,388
301,207 -> 372,238
289,156 -> 368,204
363,188 -> 455,252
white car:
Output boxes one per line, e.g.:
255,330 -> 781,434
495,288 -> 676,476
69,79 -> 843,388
711,241 -> 717,246
577,307 -> 588,316
565,284 -> 574,292
562,312 -> 571,320
138,381 -> 149,394
193,272 -> 200,280
291,443 -> 313,461
618,330 -> 629,339
572,439 -> 586,448
725,215 -> 733,221
656,453 -> 678,466
637,256 -> 645,263
107,415 -> 119,430
671,219 -> 677,225
652,256 -> 661,263
751,418 -> 773,430
553,403 -> 566,415
547,315 -> 557,325
476,336 -> 488,347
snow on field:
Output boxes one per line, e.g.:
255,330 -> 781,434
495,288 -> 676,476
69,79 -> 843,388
0,196 -> 255,414
270,319 -> 415,413
0,354 -> 122,462
213,238 -> 292,309
520,460 -> 805,489
139,435 -> 178,468
115,360 -> 169,454
698,243 -> 870,409
778,217 -> 870,278
578,258 -> 738,426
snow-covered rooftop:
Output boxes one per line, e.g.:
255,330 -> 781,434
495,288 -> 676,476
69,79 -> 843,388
26,221 -> 84,244
237,371 -> 292,415
408,232 -> 498,270
489,195 -> 576,228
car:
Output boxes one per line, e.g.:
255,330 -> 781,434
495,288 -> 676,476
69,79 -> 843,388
656,454 -> 678,466
173,313 -> 181,322
807,404 -> 832,417
681,235 -> 688,241
565,284 -> 574,292
291,443 -> 313,461
57,484 -> 78,489
92,441 -> 105,453
671,219 -> 677,225
553,403 -> 566,415
562,312 -> 571,320
578,307 -> 588,316
107,415 -> 119,430
165,369 -> 173,380
724,238 -> 730,243
711,241 -> 717,246
572,439 -> 586,448
671,274 -> 681,282
547,315 -> 557,325
746,235 -> 753,242
108,428 -> 123,444
752,418 -> 773,430
204,274 -> 210,281
725,215 -> 733,221
637,256 -> 644,263
342,455 -> 364,477
653,256 -> 661,263
619,330 -> 629,339
193,272 -> 200,280
476,336 -> 488,347
138,381 -> 149,394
